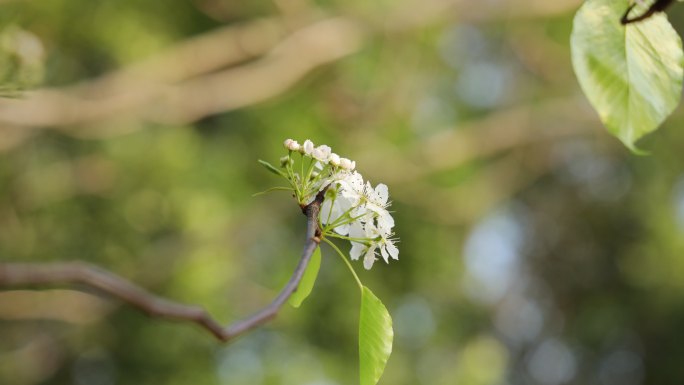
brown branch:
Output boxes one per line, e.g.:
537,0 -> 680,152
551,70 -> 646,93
354,96 -> 597,184
0,18 -> 363,133
380,0 -> 581,32
0,193 -> 325,342
0,0 -> 580,140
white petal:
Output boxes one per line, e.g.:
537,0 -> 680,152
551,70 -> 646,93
374,184 -> 389,205
351,206 -> 370,222
364,181 -> 375,200
336,194 -> 353,211
321,199 -> 334,225
345,172 -> 364,193
363,221 -> 379,237
380,245 -> 389,263
377,210 -> 395,231
366,204 -> 384,216
350,242 -> 365,260
340,158 -> 353,170
316,145 -> 331,159
312,149 -> 326,162
341,192 -> 361,207
303,140 -> 314,155
329,153 -> 341,166
334,223 -> 350,235
386,241 -> 399,260
349,222 -> 366,239
363,245 -> 377,270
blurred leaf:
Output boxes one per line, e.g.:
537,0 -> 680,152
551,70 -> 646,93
258,159 -> 286,177
289,246 -> 321,308
571,0 -> 683,151
0,26 -> 45,93
359,286 -> 393,385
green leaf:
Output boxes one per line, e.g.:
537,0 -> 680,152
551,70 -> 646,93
571,0 -> 684,151
258,159 -> 285,177
289,246 -> 321,308
359,286 -> 393,385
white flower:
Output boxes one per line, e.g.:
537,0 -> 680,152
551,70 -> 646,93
302,139 -> 314,155
339,171 -> 366,207
349,222 -> 374,268
348,222 -> 397,270
283,139 -> 300,151
321,190 -> 354,235
364,182 -> 395,231
378,233 -> 399,262
270,138 -> 399,270
318,171 -> 365,234
312,144 -> 332,162
366,222 -> 398,262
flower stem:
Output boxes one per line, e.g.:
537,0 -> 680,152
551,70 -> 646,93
323,205 -> 360,230
323,238 -> 363,291
325,233 -> 369,243
284,154 -> 301,197
304,157 -> 316,186
325,192 -> 336,224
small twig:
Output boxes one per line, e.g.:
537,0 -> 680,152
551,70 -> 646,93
0,192 -> 325,342
0,18 -> 363,132
224,189 -> 324,337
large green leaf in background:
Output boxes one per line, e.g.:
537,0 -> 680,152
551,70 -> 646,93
289,246 -> 321,308
571,0 -> 684,151
359,286 -> 393,385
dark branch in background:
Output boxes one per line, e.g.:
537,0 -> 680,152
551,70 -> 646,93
0,191 -> 325,343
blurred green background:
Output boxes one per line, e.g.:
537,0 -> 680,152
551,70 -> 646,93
2,0 -> 684,384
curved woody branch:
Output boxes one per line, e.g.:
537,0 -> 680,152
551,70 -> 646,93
0,191 -> 325,342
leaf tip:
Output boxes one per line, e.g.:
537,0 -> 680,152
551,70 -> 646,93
618,136 -> 650,156
258,159 -> 286,177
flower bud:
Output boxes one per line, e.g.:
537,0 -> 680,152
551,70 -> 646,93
283,139 -> 300,151
329,153 -> 341,166
312,144 -> 332,162
340,157 -> 355,170
302,139 -> 314,155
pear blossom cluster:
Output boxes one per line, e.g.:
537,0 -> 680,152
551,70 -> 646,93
278,138 -> 399,269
